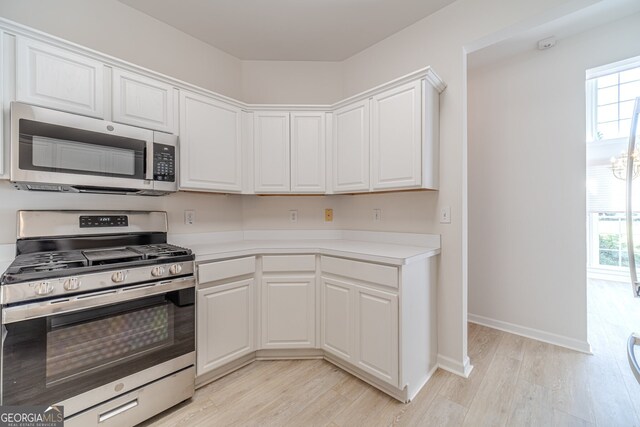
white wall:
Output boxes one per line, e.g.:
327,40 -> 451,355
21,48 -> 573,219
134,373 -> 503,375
241,196 -> 342,230
0,0 -> 242,98
468,12 -> 640,350
0,0 -> 245,244
339,0 -> 600,371
241,61 -> 343,104
0,182 -> 243,243
0,0 -> 609,372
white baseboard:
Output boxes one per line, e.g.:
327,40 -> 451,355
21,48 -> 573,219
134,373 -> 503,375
468,313 -> 592,354
437,354 -> 473,378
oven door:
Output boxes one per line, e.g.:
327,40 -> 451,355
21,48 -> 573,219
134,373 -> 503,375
0,279 -> 194,413
11,102 -> 154,192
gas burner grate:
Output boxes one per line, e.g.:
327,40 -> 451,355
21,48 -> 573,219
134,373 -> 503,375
132,244 -> 192,260
6,251 -> 88,275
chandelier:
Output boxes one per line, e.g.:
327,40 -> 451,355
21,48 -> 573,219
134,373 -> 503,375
611,150 -> 640,180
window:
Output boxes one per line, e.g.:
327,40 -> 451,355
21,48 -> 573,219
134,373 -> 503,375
587,58 -> 640,142
591,212 -> 640,268
586,56 -> 640,279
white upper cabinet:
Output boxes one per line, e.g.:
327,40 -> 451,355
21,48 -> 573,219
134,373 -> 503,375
179,91 -> 243,192
371,80 -> 422,190
291,112 -> 326,193
253,111 -> 290,193
112,68 -> 175,133
5,26 -> 444,196
16,37 -> 104,118
332,100 -> 370,193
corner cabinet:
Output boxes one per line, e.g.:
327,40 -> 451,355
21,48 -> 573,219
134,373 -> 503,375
291,112 -> 326,193
253,111 -> 290,193
195,251 -> 438,402
112,68 -> 176,133
15,36 -> 105,118
253,111 -> 327,194
179,91 -> 243,192
260,255 -> 317,348
261,276 -> 316,348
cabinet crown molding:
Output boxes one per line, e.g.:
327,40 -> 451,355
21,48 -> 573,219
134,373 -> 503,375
0,17 -> 445,111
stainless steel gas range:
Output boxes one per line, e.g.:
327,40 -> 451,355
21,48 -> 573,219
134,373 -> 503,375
0,211 -> 195,426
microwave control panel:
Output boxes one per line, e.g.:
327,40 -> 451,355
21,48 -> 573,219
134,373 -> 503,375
153,143 -> 176,182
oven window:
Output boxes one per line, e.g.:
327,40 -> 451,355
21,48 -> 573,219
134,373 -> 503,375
18,119 -> 146,179
1,288 -> 194,407
46,303 -> 173,387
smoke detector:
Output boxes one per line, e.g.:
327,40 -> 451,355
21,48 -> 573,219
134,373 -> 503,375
537,36 -> 556,50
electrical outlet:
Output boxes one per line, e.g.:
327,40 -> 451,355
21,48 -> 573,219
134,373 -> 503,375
440,206 -> 451,224
373,209 -> 381,221
324,208 -> 333,222
184,210 -> 195,225
289,210 -> 298,223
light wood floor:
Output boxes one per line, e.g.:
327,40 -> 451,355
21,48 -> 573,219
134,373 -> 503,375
141,279 -> 640,426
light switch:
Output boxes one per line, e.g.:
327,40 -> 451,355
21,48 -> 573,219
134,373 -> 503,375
440,206 -> 451,224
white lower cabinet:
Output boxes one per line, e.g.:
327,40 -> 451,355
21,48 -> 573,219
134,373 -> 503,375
320,278 -> 354,362
320,276 -> 398,386
261,276 -> 315,348
197,278 -> 254,375
354,285 -> 399,386
196,253 -> 436,402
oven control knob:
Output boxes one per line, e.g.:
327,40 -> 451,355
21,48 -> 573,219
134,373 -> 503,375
63,277 -> 81,291
151,266 -> 165,277
111,271 -> 127,283
34,281 -> 54,296
169,264 -> 182,275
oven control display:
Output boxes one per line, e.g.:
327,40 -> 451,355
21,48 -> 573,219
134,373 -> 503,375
79,215 -> 128,228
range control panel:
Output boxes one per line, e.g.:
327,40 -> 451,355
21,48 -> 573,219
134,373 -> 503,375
153,143 -> 176,182
79,215 -> 129,228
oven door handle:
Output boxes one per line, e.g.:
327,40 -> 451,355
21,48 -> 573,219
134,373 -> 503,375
2,277 -> 194,324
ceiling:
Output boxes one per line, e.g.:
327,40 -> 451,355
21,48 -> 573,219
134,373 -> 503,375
468,0 -> 640,70
117,0 -> 456,61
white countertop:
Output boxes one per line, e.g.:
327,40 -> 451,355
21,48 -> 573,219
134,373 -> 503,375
170,230 -> 441,266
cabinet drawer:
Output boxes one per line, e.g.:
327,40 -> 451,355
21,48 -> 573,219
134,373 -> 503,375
262,255 -> 316,272
198,257 -> 256,283
320,256 -> 398,288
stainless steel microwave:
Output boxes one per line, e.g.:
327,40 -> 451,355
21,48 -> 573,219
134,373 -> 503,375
10,102 -> 178,196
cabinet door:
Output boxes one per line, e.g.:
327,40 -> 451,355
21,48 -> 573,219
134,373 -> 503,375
354,285 -> 398,386
261,276 -> 315,349
332,100 -> 370,192
254,111 -> 290,193
179,91 -> 242,192
112,68 -> 175,133
197,279 -> 254,375
320,278 -> 354,362
371,80 -> 422,190
16,37 -> 104,118
291,112 -> 325,193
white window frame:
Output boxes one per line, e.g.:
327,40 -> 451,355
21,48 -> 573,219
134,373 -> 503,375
586,55 -> 640,143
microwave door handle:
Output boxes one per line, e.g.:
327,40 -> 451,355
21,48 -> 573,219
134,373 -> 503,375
145,140 -> 154,181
